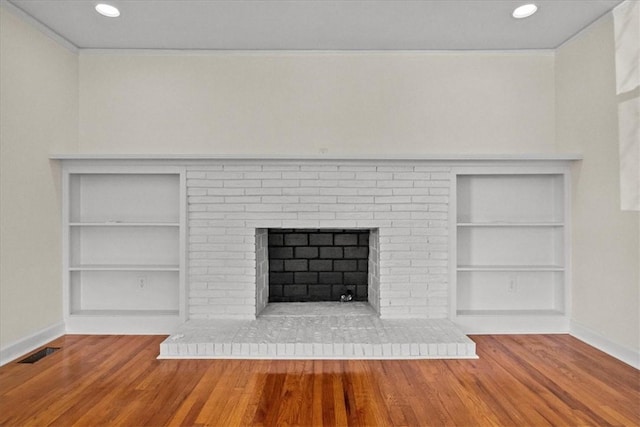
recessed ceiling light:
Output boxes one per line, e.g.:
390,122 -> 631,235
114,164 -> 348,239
95,3 -> 120,18
512,3 -> 538,19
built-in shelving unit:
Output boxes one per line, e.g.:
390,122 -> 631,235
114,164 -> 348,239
452,171 -> 570,333
62,168 -> 185,333
53,155 -> 579,336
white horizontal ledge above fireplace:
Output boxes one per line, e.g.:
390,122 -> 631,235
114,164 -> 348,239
51,153 -> 582,162
55,154 -> 580,334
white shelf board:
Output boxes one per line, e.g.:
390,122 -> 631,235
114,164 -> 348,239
454,312 -> 570,334
457,222 -> 564,227
456,309 -> 565,316
69,264 -> 180,271
70,309 -> 179,316
457,265 -> 564,272
51,153 -> 583,162
64,312 -> 183,334
69,222 -> 180,227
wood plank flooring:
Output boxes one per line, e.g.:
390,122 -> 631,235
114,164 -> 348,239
0,334 -> 638,426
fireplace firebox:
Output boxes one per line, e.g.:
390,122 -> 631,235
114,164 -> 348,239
267,229 -> 370,302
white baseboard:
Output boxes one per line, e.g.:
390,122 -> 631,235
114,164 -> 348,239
570,321 -> 640,370
0,322 -> 65,367
65,315 -> 182,334
454,314 -> 569,334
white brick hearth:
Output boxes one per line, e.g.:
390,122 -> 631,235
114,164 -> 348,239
159,302 -> 476,359
187,161 -> 451,319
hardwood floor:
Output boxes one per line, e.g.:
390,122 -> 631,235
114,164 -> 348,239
0,335 -> 638,426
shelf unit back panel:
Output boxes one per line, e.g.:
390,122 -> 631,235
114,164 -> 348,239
456,271 -> 564,312
70,226 -> 179,266
457,226 -> 564,267
70,174 -> 180,223
70,271 -> 179,312
457,174 -> 564,223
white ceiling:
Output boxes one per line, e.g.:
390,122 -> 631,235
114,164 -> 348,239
6,0 -> 624,50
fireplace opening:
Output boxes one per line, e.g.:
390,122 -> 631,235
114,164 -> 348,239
267,229 -> 370,303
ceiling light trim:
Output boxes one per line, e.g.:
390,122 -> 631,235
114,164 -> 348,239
513,4 -> 538,19
95,3 -> 120,18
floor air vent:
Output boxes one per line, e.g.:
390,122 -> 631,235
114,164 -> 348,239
18,347 -> 60,364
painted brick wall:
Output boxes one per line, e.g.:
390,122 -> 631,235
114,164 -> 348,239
255,228 -> 269,315
187,161 -> 451,319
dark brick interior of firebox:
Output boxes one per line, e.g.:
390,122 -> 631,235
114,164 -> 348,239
268,229 -> 369,302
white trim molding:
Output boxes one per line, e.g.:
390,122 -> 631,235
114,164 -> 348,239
50,153 -> 583,162
0,322 -> 65,366
570,321 -> 640,369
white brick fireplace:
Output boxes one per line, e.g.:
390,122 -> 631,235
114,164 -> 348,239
57,154 -> 575,344
186,161 -> 452,320
57,154 -> 575,358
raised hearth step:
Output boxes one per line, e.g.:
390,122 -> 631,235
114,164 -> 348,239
159,304 -> 476,360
